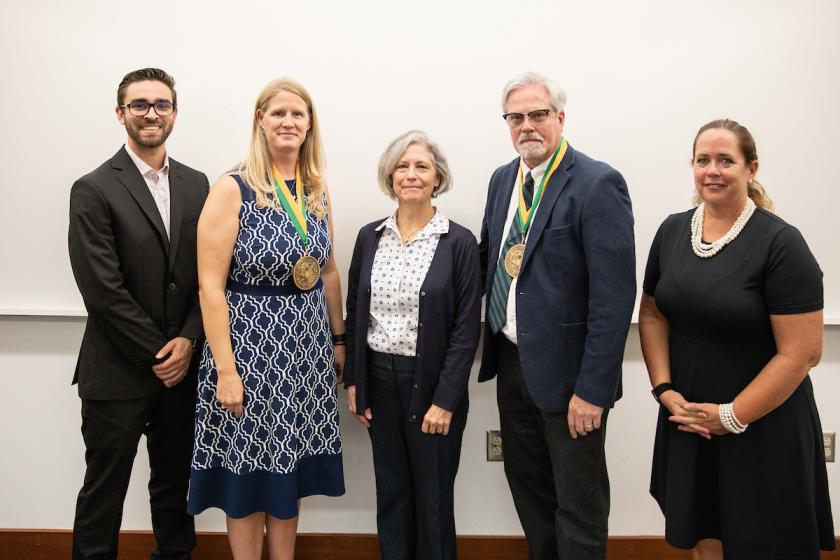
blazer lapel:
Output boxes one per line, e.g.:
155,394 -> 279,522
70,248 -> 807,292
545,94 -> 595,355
520,145 -> 576,272
112,147 -> 170,257
167,161 -> 185,271
488,159 -> 519,267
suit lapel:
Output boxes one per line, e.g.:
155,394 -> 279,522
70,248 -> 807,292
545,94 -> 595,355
167,160 -> 185,271
112,147 -> 170,257
488,159 -> 519,268
520,145 -> 576,271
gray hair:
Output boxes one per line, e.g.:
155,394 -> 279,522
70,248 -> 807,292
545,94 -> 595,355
501,72 -> 567,113
377,130 -> 453,199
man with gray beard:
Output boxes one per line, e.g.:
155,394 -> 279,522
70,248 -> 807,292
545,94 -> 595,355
478,72 -> 635,559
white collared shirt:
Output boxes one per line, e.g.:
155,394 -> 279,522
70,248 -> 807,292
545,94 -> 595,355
125,143 -> 171,239
367,209 -> 450,356
496,157 -> 550,345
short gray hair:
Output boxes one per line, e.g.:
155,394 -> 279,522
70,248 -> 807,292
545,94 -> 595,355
501,72 -> 567,113
377,130 -> 453,199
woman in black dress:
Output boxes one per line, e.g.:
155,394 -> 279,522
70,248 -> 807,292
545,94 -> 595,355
639,119 -> 834,559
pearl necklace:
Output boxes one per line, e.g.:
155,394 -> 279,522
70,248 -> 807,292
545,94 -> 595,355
690,198 -> 756,258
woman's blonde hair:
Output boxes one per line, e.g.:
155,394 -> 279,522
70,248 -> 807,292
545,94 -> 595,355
691,118 -> 774,211
237,78 -> 327,218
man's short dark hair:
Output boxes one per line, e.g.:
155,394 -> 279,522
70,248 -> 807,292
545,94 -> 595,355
117,68 -> 177,107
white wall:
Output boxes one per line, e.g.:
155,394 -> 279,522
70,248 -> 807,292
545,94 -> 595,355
2,318 -> 838,535
1,0 -> 838,537
1,0 -> 839,320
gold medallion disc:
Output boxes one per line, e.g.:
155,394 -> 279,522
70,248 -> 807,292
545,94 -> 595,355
504,244 -> 526,277
293,255 -> 321,290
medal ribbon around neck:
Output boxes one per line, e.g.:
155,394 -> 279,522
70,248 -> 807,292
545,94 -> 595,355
517,136 -> 568,236
271,164 -> 308,245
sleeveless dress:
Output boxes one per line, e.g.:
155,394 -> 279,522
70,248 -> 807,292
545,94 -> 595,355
644,208 -> 834,558
188,175 -> 344,519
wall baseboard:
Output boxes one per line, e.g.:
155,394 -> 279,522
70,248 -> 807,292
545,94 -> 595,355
1,530 -> 838,559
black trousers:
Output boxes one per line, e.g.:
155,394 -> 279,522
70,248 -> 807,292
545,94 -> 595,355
367,351 -> 467,560
496,336 -> 610,560
72,380 -> 196,560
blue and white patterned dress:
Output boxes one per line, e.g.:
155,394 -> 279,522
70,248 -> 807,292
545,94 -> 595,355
188,175 -> 344,519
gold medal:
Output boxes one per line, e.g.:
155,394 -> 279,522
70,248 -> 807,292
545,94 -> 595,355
293,255 -> 321,290
504,243 -> 526,277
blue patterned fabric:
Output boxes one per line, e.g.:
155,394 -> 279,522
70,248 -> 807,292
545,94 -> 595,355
188,175 -> 344,519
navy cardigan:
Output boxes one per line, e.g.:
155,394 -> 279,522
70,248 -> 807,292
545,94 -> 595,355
344,218 -> 481,421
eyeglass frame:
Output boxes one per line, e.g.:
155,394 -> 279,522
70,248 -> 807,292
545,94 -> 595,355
501,108 -> 556,127
120,100 -> 177,117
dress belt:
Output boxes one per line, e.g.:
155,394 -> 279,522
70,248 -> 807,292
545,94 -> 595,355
226,277 -> 322,296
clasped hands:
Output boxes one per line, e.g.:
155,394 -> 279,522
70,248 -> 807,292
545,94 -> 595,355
152,336 -> 193,388
659,389 -> 727,438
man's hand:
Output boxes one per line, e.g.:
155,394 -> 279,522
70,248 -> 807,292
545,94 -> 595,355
567,394 -> 604,439
152,337 -> 193,388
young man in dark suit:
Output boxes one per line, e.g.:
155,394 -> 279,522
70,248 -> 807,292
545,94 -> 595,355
68,68 -> 208,560
479,72 -> 636,560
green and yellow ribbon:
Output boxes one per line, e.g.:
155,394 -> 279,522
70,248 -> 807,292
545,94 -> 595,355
271,164 -> 308,245
517,136 -> 568,235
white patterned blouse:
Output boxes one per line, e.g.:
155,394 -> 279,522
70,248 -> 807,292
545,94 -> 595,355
366,210 -> 450,357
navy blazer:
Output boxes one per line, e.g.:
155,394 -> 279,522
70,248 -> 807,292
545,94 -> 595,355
344,217 -> 481,421
478,145 -> 636,413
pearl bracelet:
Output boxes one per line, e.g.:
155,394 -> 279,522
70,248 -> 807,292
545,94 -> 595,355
719,402 -> 748,434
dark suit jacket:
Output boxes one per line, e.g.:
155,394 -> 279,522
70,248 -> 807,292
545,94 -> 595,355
68,146 -> 209,399
478,145 -> 636,413
344,218 -> 481,420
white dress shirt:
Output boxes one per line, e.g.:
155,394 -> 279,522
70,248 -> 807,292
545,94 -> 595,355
367,210 -> 449,356
497,157 -> 550,345
125,143 -> 171,239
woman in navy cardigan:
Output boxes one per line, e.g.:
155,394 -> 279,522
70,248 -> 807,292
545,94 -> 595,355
344,130 -> 481,560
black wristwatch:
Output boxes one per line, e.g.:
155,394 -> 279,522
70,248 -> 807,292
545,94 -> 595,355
651,382 -> 674,403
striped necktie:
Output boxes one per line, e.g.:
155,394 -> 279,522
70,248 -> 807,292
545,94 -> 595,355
487,172 -> 534,334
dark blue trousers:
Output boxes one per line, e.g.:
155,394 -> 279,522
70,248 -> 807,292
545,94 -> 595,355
367,351 -> 467,560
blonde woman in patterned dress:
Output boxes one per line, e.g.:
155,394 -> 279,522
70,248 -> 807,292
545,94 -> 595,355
344,130 -> 481,560
188,78 -> 345,560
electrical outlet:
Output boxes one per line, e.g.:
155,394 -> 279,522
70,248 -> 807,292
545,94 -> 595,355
487,430 -> 503,461
824,432 -> 835,463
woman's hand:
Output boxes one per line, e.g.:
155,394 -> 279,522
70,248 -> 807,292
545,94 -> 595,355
216,372 -> 244,417
346,385 -> 372,428
333,344 -> 345,384
681,402 -> 727,436
660,390 -> 713,439
422,405 -> 453,435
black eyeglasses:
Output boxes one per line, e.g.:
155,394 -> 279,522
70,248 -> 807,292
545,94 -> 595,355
121,100 -> 176,117
502,109 -> 553,127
